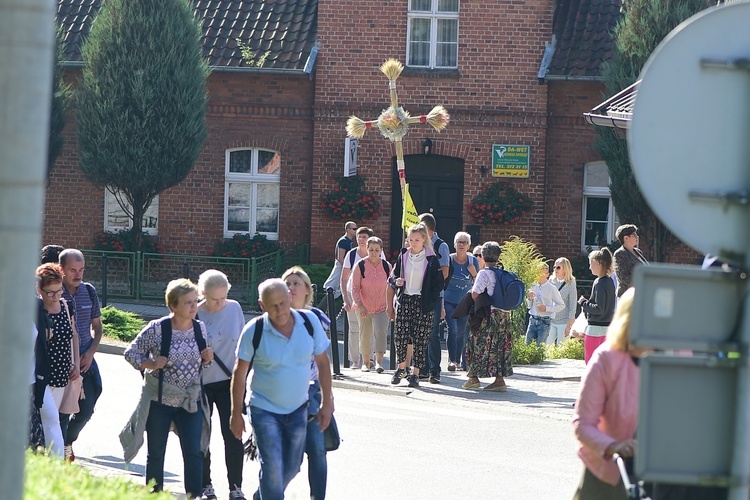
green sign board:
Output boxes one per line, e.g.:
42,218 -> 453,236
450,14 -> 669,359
492,144 -> 530,178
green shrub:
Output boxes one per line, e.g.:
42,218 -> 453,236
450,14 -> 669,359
499,236 -> 547,336
301,264 -> 333,302
101,306 -> 146,342
25,451 -> 171,499
212,233 -> 279,259
545,338 -> 585,360
512,333 -> 546,365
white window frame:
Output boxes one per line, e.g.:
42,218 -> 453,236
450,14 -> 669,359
104,188 -> 158,235
581,161 -> 619,250
406,0 -> 460,69
224,148 -> 280,240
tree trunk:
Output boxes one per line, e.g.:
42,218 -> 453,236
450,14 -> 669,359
0,0 -> 55,495
131,202 -> 146,252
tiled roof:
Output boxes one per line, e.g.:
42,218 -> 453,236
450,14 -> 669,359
545,0 -> 623,79
56,0 -> 318,71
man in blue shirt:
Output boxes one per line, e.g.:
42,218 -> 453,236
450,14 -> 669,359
59,248 -> 104,462
230,279 -> 333,500
419,214 -> 450,384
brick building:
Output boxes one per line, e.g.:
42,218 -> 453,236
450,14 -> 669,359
49,0 -> 688,266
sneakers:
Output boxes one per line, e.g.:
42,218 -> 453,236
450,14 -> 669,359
447,362 -> 457,372
361,362 -> 370,372
229,487 -> 247,499
462,377 -> 480,389
201,485 -> 218,500
375,362 -> 384,374
418,372 -> 429,380
64,445 -> 75,462
429,373 -> 441,384
407,374 -> 420,388
391,368 -> 405,385
483,380 -> 508,392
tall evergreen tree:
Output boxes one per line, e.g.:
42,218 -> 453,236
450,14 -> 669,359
76,0 -> 208,250
596,0 -> 712,261
49,25 -> 72,182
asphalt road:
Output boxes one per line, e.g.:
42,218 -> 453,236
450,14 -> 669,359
70,352 -> 583,499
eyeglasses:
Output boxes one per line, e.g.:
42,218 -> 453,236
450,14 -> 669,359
347,227 -> 357,231
41,288 -> 64,298
474,253 -> 483,258
554,266 -> 562,270
456,241 -> 470,245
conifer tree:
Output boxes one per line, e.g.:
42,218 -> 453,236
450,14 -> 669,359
76,0 -> 208,250
596,0 -> 712,261
48,26 -> 72,181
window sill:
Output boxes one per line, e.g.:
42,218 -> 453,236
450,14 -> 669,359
402,67 -> 460,79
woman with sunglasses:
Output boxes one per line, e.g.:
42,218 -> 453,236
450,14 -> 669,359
473,245 -> 485,270
35,263 -> 80,458
548,258 -> 578,346
444,232 -> 479,372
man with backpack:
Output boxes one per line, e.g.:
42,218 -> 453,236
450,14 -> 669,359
230,279 -> 333,500
419,213 -> 450,384
59,248 -> 104,462
525,262 -> 565,344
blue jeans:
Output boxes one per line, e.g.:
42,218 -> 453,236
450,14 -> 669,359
250,403 -> 308,499
145,400 -> 203,498
525,316 -> 552,344
60,356 -> 102,445
444,301 -> 468,367
306,381 -> 327,499
424,298 -> 443,375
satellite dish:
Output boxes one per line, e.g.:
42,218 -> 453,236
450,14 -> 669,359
629,2 -> 750,266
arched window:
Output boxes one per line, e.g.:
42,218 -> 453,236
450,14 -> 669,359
224,148 -> 280,239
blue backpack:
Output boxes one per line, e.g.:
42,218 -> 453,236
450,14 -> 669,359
488,266 -> 525,311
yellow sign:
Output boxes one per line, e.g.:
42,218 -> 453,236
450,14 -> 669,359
492,145 -> 530,178
402,183 -> 420,232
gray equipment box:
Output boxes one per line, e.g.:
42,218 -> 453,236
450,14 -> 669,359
631,264 -> 744,351
637,354 -> 737,486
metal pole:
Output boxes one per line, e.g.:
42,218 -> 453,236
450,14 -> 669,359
343,306 -> 350,368
325,288 -> 341,376
182,260 -> 190,279
0,0 -> 55,497
389,320 -> 396,370
729,272 -> 750,499
101,253 -> 108,307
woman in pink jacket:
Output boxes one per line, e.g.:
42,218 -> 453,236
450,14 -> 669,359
351,236 -> 391,373
573,288 -> 643,499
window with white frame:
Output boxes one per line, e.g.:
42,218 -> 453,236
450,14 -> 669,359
582,161 -> 619,249
407,0 -> 459,69
104,188 -> 159,235
225,148 -> 280,239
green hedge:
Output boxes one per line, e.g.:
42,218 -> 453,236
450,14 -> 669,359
25,451 -> 171,499
101,306 -> 145,343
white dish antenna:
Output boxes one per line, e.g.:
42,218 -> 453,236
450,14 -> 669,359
629,2 -> 750,266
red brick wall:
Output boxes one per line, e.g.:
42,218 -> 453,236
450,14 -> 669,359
44,69 -> 315,255
310,0 -> 555,262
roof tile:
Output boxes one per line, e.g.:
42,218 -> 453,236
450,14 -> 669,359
547,0 -> 623,79
56,0 -> 318,71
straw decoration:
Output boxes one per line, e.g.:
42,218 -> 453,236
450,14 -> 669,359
426,105 -> 450,131
346,116 -> 369,139
380,59 -> 404,82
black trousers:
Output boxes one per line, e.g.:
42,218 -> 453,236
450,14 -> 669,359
202,379 -> 244,490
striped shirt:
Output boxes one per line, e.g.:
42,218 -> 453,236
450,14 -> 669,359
62,282 -> 101,351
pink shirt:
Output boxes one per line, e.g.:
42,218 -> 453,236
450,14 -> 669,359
351,258 -> 391,314
572,344 -> 639,485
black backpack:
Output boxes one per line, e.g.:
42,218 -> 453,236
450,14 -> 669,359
157,317 -> 206,403
357,258 -> 390,279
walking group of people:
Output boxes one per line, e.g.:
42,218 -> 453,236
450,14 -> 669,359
30,246 -> 103,464
120,268 -> 334,500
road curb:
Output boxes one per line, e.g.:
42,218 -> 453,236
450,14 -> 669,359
331,378 -> 413,396
99,342 -> 126,356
